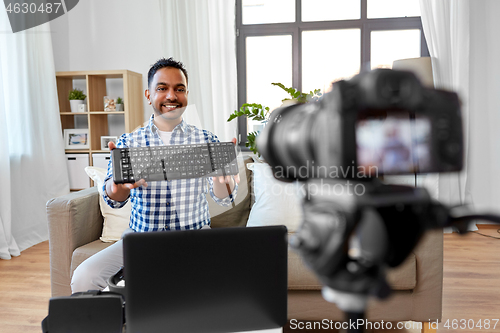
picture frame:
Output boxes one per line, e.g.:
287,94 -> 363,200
104,96 -> 116,111
101,136 -> 118,150
64,129 -> 89,149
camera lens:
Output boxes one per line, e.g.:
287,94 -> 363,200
257,87 -> 344,181
257,101 -> 322,180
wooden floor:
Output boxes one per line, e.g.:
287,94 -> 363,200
440,226 -> 500,332
1,228 -> 499,333
0,240 -> 51,333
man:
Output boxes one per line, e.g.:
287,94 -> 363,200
71,58 -> 238,292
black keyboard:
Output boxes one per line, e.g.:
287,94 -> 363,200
112,142 -> 239,184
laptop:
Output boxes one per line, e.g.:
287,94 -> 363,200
123,226 -> 288,333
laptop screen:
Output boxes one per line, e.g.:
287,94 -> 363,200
123,226 -> 288,333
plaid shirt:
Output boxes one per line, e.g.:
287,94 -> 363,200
102,115 -> 237,232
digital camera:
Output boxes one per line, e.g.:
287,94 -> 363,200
257,69 -> 463,180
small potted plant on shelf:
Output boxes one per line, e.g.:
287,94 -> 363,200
68,88 -> 87,113
227,83 -> 322,156
116,97 -> 124,111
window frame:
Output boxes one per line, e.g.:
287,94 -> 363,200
235,0 -> 429,148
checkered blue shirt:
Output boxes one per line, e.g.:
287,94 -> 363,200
102,115 -> 237,232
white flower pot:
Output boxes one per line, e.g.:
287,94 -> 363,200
70,99 -> 85,113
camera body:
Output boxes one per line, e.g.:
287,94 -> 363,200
257,69 -> 463,180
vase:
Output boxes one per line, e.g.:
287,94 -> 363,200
70,99 -> 85,113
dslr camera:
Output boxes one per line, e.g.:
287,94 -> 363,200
256,69 -> 465,318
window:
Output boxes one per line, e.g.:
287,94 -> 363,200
236,0 -> 429,147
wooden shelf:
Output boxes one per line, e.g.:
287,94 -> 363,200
60,111 -> 126,114
60,112 -> 88,115
64,149 -> 90,154
64,149 -> 114,154
89,111 -> 126,114
57,69 -> 144,190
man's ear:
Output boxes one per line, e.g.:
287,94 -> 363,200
145,89 -> 151,104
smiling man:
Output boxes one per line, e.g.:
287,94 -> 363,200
71,57 -> 238,292
146,60 -> 190,131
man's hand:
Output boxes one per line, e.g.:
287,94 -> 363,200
212,138 -> 240,199
213,137 -> 240,185
105,141 -> 147,202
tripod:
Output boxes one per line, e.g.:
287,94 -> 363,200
290,179 -> 500,333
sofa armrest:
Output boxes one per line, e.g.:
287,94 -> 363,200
409,229 -> 443,321
365,229 -> 443,322
46,187 -> 104,297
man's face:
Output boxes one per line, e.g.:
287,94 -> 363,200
145,67 -> 188,122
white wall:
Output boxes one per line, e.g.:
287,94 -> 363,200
50,0 -> 164,122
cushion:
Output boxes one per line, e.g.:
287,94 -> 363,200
386,253 -> 417,290
209,156 -> 253,228
287,248 -> 417,291
246,163 -> 303,233
71,240 -> 115,275
85,167 -> 131,242
288,249 -> 323,290
249,155 -> 266,206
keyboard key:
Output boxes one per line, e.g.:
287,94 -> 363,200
148,173 -> 165,182
165,172 -> 181,180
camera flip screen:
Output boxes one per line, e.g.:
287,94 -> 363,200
356,113 -> 432,175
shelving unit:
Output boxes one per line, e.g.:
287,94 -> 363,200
56,70 -> 144,190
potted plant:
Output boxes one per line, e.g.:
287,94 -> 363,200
116,97 -> 124,111
68,89 -> 87,113
227,83 -> 322,156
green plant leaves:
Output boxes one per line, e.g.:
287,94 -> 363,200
227,103 -> 270,122
68,89 -> 86,100
227,82 -> 321,155
246,131 -> 260,156
271,82 -> 323,103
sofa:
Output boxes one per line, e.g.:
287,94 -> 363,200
46,156 -> 443,328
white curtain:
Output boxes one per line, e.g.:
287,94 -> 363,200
0,66 -> 19,260
158,0 -> 238,142
419,0 -> 472,207
466,1 -> 500,212
0,13 -> 70,259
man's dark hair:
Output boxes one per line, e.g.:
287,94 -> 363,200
148,57 -> 189,88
